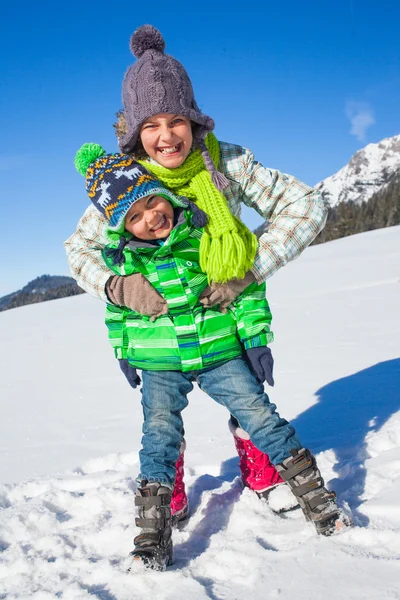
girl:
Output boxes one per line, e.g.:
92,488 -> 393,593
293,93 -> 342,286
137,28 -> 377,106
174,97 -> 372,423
66,25 -> 349,570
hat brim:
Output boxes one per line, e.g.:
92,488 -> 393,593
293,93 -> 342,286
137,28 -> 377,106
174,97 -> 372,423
107,187 -> 188,233
118,110 -> 215,154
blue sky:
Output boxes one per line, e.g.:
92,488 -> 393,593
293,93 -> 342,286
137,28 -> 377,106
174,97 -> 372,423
1,0 -> 399,296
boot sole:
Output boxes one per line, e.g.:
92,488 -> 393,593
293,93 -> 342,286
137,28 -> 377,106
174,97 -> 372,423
314,512 -> 354,536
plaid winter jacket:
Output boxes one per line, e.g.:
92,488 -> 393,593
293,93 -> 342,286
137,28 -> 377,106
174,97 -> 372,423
104,208 -> 273,372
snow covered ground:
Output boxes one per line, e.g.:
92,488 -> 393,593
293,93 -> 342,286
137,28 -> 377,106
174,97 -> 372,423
1,226 -> 399,599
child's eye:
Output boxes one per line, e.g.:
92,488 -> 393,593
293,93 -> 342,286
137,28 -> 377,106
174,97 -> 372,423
172,118 -> 183,124
129,213 -> 138,222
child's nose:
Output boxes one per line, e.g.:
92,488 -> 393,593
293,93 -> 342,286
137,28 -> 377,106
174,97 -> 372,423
146,210 -> 160,226
159,124 -> 175,142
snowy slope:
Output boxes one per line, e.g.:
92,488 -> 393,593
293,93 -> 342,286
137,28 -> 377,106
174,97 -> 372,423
0,226 -> 400,599
315,134 -> 400,206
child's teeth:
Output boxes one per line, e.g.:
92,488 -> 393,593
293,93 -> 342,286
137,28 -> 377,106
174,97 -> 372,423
160,145 -> 178,154
153,216 -> 165,230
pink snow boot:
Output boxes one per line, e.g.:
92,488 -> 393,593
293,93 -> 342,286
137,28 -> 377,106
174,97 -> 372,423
171,440 -> 189,524
229,419 -> 284,497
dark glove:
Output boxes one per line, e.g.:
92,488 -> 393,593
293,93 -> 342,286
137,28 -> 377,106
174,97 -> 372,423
118,359 -> 141,389
245,346 -> 274,387
106,273 -> 168,319
199,271 -> 256,313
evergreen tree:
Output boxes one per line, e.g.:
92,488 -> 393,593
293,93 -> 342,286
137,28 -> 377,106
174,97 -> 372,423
313,169 -> 400,245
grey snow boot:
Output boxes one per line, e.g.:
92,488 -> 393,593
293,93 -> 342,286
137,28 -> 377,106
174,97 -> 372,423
276,448 -> 351,536
129,481 -> 173,571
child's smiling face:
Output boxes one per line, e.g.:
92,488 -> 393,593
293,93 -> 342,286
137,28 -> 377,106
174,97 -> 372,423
140,113 -> 192,168
124,195 -> 174,240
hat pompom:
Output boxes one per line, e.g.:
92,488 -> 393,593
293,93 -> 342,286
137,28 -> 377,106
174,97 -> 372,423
74,143 -> 106,175
130,24 -> 165,58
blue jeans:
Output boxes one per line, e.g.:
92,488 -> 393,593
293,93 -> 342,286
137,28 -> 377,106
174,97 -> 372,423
138,357 -> 302,488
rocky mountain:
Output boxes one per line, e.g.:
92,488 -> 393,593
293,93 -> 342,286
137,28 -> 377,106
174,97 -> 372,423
315,134 -> 400,206
0,275 -> 85,312
314,168 -> 400,245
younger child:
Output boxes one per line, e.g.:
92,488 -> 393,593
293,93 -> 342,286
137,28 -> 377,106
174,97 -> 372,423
75,144 -> 349,571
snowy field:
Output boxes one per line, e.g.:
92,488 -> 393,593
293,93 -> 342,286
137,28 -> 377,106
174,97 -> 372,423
1,226 -> 400,599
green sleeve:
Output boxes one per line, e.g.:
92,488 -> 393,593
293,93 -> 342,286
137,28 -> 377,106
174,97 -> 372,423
231,281 -> 274,349
104,304 -> 130,360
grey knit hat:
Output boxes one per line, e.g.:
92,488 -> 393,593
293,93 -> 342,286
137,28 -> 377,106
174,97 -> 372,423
119,24 -> 215,154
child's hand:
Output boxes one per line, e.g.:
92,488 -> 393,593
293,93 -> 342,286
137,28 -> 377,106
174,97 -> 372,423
106,273 -> 167,316
245,346 -> 274,387
118,359 -> 141,389
199,271 -> 255,313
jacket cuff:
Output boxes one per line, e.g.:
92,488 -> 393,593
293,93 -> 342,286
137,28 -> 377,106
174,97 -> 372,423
243,331 -> 274,350
94,272 -> 114,303
105,275 -> 118,304
115,347 -> 128,360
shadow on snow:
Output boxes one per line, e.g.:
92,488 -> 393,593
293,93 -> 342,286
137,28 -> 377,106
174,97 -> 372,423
174,360 -> 400,569
291,358 -> 400,525
173,457 -> 242,570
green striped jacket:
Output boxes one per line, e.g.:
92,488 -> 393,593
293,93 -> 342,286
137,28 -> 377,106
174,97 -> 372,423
104,208 -> 273,372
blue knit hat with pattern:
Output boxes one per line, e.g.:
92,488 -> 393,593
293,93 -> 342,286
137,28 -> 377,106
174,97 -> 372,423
74,143 -> 188,232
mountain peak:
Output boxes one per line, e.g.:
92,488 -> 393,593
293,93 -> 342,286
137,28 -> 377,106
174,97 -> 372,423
316,133 -> 400,206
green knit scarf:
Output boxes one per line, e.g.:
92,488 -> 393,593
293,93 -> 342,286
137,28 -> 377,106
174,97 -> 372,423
138,133 -> 258,283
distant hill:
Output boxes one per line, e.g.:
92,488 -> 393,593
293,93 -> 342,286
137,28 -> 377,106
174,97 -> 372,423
0,275 -> 85,312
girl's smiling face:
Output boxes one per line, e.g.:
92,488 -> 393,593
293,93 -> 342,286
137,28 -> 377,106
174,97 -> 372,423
124,195 -> 174,240
139,113 -> 193,168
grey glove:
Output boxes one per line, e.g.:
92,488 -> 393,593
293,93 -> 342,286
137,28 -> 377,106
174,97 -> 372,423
245,346 -> 274,387
199,271 -> 256,313
106,273 -> 168,319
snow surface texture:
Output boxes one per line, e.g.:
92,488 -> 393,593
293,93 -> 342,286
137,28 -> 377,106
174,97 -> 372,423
1,226 -> 400,599
315,134 -> 400,206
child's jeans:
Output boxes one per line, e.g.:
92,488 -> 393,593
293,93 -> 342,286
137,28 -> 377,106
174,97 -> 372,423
138,357 -> 302,488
